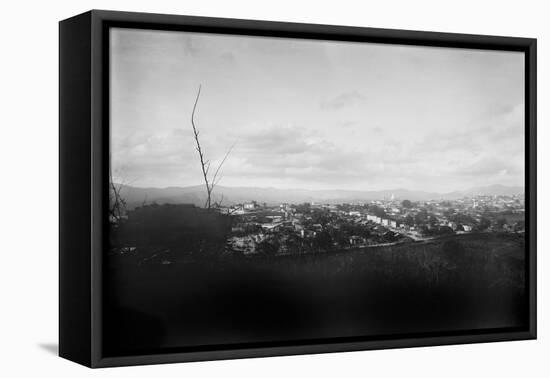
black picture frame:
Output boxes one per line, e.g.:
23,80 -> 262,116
59,9 -> 537,368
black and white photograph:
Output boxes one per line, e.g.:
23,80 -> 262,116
2,0 -> 546,376
105,26 -> 528,356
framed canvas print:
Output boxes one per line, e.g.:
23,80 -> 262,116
59,10 -> 536,368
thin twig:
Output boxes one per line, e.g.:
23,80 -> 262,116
211,143 -> 235,190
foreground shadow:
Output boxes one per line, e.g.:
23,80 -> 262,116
38,343 -> 58,356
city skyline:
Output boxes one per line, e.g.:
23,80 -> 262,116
110,28 -> 525,193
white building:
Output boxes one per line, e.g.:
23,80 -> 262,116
243,202 -> 256,210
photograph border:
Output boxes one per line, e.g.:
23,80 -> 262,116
59,9 -> 536,368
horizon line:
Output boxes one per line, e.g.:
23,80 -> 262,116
115,182 -> 525,195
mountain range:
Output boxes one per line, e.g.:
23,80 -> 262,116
116,183 -> 524,209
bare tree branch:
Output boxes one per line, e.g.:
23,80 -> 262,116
190,84 -> 213,209
211,143 -> 234,191
108,156 -> 127,224
189,85 -> 234,210
213,193 -> 225,209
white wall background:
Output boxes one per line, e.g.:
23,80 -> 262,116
0,0 -> 547,376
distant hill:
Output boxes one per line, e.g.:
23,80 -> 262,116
116,183 -> 524,209
450,184 -> 525,197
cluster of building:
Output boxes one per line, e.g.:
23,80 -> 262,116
222,194 -> 525,256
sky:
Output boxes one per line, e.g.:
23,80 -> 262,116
110,28 -> 525,193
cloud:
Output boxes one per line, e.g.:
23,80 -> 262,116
320,91 -> 365,110
222,124 -> 390,187
339,121 -> 356,128
478,102 -> 519,121
412,129 -> 483,157
112,128 -> 199,185
238,125 -> 313,155
110,28 -> 524,191
456,157 -> 522,178
219,51 -> 235,62
182,35 -> 199,56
